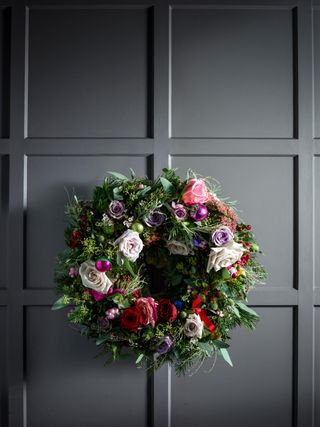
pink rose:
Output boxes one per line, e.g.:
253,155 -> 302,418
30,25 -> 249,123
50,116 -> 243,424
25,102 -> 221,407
136,297 -> 158,327
181,179 -> 209,205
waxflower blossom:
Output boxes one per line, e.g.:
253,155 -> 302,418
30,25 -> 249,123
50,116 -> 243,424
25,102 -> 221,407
212,226 -> 233,246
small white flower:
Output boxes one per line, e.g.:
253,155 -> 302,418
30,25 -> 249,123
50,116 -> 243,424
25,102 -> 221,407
207,240 -> 243,273
166,240 -> 191,256
114,229 -> 144,263
184,313 -> 204,339
79,260 -> 113,294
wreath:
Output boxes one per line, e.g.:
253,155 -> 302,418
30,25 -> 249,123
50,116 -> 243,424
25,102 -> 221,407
53,168 -> 266,375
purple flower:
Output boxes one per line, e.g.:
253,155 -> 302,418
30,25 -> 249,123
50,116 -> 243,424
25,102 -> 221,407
108,200 -> 125,219
144,209 -> 166,227
171,201 -> 187,221
193,237 -> 207,249
212,226 -> 233,246
68,267 -> 78,278
156,336 -> 173,355
86,289 -> 106,301
97,316 -> 111,329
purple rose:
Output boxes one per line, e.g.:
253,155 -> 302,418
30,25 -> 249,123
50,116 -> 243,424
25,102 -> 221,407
108,200 -> 125,219
171,201 -> 187,221
97,316 -> 111,329
212,226 -> 233,246
144,210 -> 166,227
156,336 -> 173,355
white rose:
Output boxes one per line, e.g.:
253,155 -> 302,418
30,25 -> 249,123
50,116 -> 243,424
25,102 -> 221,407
207,240 -> 244,273
166,240 -> 190,256
79,260 -> 113,294
114,229 -> 143,263
184,313 -> 203,339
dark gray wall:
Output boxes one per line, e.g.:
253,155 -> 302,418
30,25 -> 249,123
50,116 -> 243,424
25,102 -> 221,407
0,0 -> 318,426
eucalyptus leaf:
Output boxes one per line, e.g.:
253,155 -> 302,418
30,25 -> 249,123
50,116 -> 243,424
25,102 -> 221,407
136,353 -> 145,364
107,171 -> 128,181
237,302 -> 259,317
51,296 -> 69,311
220,348 -> 233,367
160,177 -> 175,193
213,340 -> 230,349
96,337 -> 108,346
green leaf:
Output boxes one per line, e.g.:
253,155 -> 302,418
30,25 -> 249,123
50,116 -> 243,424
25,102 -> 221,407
230,305 -> 240,318
220,348 -> 233,367
124,258 -> 137,277
107,171 -> 128,181
136,353 -> 145,364
129,168 -> 136,179
213,340 -> 230,349
51,296 -> 69,311
160,177 -> 175,193
237,302 -> 259,317
96,337 -> 108,346
137,186 -> 152,197
112,187 -> 123,200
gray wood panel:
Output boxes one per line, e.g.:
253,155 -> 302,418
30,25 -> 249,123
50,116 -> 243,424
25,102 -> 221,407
314,8 -> 320,138
0,7 -> 10,138
0,155 -> 8,289
171,307 -> 293,427
315,157 -> 320,289
171,156 -> 295,289
25,306 -> 148,427
170,7 -> 294,138
27,7 -> 152,138
315,307 -> 320,426
0,307 -> 7,427
25,155 -> 149,289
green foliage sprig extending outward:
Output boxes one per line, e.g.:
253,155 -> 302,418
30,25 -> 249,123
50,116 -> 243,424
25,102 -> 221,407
53,168 -> 266,375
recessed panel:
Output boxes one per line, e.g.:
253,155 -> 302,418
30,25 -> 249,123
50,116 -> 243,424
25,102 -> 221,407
0,8 -> 10,138
315,308 -> 320,426
25,155 -> 149,288
25,307 -> 147,427
315,157 -> 320,287
0,156 -> 9,289
171,307 -> 293,427
171,156 -> 294,288
27,7 -> 152,138
171,8 -> 294,138
0,307 -> 7,427
314,10 -> 320,138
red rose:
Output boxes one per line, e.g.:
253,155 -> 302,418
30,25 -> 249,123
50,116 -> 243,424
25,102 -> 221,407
158,299 -> 177,322
120,307 -> 142,332
69,229 -> 82,248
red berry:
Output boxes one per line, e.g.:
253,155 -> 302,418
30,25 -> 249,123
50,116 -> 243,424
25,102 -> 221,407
246,225 -> 251,230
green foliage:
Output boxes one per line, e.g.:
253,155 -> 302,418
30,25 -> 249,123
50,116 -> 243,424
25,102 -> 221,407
53,168 -> 267,375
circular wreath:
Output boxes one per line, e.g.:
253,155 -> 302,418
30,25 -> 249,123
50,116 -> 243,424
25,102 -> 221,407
53,168 -> 266,375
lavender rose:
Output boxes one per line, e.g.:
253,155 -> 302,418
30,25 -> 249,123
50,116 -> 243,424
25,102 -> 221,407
108,200 -> 125,219
171,201 -> 188,221
156,336 -> 173,354
144,209 -> 166,227
212,226 -> 233,246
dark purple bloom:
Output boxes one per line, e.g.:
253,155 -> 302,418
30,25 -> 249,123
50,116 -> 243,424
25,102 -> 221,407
97,316 -> 111,329
156,336 -> 173,355
171,201 -> 188,221
193,237 -> 207,248
86,289 -> 106,301
144,209 -> 166,227
108,200 -> 125,219
212,226 -> 233,246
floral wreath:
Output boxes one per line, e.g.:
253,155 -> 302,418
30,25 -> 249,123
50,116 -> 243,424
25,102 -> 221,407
53,169 -> 266,375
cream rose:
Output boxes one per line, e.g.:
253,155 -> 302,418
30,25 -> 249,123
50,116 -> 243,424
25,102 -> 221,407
207,240 -> 244,273
184,313 -> 204,339
166,240 -> 190,256
79,261 -> 113,294
114,229 -> 143,263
